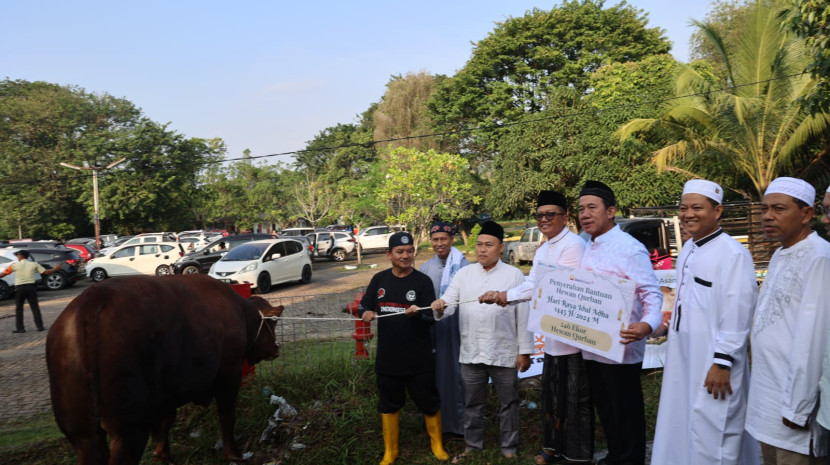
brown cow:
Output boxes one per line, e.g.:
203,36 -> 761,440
46,274 -> 283,464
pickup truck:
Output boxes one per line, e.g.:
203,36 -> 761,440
503,226 -> 544,265
504,217 -> 679,268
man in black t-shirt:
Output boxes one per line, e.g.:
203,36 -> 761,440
359,231 -> 449,465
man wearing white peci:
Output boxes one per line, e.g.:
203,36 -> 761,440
745,177 -> 830,465
651,179 -> 759,465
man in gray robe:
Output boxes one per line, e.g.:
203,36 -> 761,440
420,221 -> 470,436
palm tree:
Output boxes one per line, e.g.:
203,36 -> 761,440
616,0 -> 830,200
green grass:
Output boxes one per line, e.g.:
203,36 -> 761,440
0,415 -> 64,449
0,338 -> 664,464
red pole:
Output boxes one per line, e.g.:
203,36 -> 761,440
346,291 -> 373,359
230,283 -> 257,381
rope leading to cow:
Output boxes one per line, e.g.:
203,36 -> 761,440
261,299 -> 483,321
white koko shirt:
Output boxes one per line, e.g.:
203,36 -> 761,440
746,231 -> 830,456
436,260 -> 535,368
580,224 -> 663,365
651,229 -> 757,465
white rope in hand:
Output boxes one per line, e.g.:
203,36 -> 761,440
261,299 -> 483,321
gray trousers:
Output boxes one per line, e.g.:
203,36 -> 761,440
461,363 -> 520,455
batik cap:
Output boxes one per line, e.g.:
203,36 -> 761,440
429,221 -> 455,237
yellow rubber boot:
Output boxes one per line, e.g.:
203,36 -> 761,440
424,411 -> 450,460
380,412 -> 400,465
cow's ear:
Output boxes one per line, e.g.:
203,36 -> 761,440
263,305 -> 284,318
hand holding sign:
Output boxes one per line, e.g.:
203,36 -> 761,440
529,265 -> 636,363
620,322 -> 652,344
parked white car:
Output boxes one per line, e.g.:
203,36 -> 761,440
87,242 -> 184,282
98,234 -> 174,256
208,239 -> 312,294
356,225 -> 405,253
279,227 -> 315,237
178,236 -> 213,253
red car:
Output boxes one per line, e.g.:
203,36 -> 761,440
65,243 -> 96,262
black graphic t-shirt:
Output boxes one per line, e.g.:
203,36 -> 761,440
359,268 -> 436,375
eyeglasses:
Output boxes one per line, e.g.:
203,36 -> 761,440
535,212 -> 567,221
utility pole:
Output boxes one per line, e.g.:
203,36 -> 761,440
60,157 -> 126,250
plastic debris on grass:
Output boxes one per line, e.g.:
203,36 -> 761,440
260,395 -> 298,442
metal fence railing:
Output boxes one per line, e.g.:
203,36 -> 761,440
260,287 -> 373,364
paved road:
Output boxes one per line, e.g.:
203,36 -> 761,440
0,251 -> 438,424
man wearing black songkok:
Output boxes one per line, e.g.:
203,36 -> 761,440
481,190 -> 593,464
577,180 -> 663,465
431,221 -> 534,460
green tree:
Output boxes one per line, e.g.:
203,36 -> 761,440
782,0 -> 830,114
289,169 -> 334,228
617,0 -> 830,199
427,0 -> 671,165
489,55 -> 685,218
689,0 -> 753,81
373,71 -> 444,152
0,79 -> 222,239
98,121 -> 224,233
201,152 -> 288,232
337,163 -> 386,264
294,104 -> 377,184
375,148 -> 480,251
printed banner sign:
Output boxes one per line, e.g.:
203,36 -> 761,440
643,269 -> 677,369
529,265 -> 635,363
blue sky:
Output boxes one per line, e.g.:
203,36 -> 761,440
3,0 -> 713,164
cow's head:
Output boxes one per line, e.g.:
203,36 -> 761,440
246,296 -> 283,364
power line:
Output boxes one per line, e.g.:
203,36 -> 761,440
0,70 -> 812,186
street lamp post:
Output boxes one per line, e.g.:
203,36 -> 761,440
60,158 -> 126,250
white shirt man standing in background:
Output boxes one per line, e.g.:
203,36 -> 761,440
651,179 -> 758,465
745,177 -> 830,465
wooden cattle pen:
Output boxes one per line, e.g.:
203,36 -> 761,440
630,201 -> 779,273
